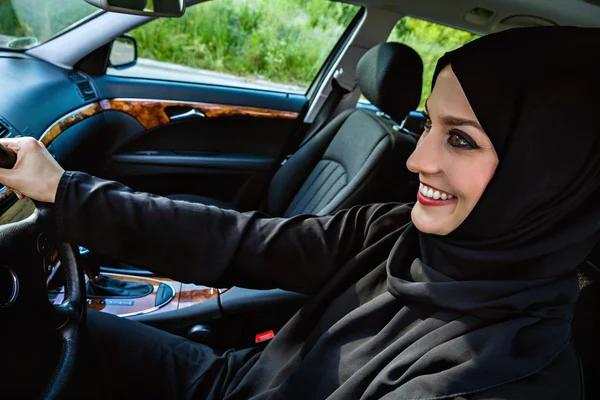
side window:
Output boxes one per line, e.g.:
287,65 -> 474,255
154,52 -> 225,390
360,17 -> 479,110
108,0 -> 360,94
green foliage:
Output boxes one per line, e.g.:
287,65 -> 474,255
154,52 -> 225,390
0,0 -> 479,108
0,1 -> 24,37
0,0 -> 97,45
131,0 -> 359,88
132,0 -> 478,102
388,17 -> 479,109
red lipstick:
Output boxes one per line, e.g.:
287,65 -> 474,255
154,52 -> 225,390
417,181 -> 458,207
417,191 -> 457,206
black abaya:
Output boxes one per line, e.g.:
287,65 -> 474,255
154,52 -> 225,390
54,25 -> 600,399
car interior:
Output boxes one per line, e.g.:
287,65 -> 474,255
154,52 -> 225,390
0,0 -> 599,398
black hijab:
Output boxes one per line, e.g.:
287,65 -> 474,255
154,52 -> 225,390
384,26 -> 600,397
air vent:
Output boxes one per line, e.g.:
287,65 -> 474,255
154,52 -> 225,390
69,71 -> 98,101
76,80 -> 97,101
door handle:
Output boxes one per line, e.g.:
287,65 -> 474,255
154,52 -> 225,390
169,108 -> 207,121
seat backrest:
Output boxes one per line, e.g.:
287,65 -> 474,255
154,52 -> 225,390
574,245 -> 600,400
264,42 -> 423,217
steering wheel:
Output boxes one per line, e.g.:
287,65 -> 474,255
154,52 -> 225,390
0,145 -> 85,399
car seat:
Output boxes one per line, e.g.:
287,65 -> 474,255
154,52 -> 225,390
168,42 -> 423,216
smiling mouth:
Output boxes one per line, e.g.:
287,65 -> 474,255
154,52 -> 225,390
419,183 -> 455,200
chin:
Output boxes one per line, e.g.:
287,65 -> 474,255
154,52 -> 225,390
411,206 -> 453,236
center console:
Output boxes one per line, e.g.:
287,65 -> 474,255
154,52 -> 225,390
49,272 -> 226,318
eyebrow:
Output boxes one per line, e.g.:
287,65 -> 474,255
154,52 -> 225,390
424,99 -> 485,133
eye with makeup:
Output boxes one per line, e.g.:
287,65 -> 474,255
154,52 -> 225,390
448,129 -> 479,149
422,113 -> 479,150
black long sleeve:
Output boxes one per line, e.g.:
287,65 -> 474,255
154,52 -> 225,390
55,171 -> 407,293
53,172 -> 579,399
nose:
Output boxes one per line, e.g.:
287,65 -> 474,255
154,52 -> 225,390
406,130 -> 443,176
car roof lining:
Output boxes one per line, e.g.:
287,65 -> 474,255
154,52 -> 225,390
350,0 -> 600,34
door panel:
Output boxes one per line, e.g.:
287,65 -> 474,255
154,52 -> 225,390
85,77 -> 307,209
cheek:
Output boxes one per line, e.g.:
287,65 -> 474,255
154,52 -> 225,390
450,155 -> 497,208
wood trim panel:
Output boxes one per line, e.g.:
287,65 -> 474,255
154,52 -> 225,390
39,99 -> 299,147
40,103 -> 103,147
179,283 -> 219,310
51,273 -> 224,317
100,99 -> 299,130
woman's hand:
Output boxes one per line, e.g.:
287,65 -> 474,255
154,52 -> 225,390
0,137 -> 65,203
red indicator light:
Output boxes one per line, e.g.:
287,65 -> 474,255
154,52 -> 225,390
255,330 -> 275,343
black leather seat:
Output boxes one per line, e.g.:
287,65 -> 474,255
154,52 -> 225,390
169,42 -> 423,216
573,249 -> 600,400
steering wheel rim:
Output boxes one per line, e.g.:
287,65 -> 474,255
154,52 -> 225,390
0,202 -> 85,399
37,204 -> 86,400
42,243 -> 85,399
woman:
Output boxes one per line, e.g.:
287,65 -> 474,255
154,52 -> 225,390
1,26 -> 597,399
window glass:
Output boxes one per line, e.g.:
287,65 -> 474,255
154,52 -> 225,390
109,0 -> 360,94
0,0 -> 98,49
360,17 -> 479,110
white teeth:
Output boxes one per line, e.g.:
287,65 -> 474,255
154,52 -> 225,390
419,183 -> 455,201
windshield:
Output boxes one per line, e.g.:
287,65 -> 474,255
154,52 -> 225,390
0,0 -> 100,50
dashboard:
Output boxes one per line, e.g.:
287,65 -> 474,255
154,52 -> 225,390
0,51 -> 99,224
0,53 -> 91,140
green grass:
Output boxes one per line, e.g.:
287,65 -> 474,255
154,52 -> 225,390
131,0 -> 359,88
132,0 -> 478,105
0,0 -> 479,108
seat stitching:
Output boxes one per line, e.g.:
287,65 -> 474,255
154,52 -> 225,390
287,161 -> 336,215
305,164 -> 346,214
286,161 -> 331,215
311,169 -> 348,214
295,161 -> 340,214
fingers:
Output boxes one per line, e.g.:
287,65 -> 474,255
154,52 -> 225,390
0,136 -> 43,151
0,138 -> 23,152
0,167 -> 15,187
5,186 -> 24,200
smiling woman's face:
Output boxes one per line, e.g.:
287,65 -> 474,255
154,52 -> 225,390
406,65 -> 499,235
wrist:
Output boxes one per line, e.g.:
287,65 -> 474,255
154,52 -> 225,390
48,169 -> 66,203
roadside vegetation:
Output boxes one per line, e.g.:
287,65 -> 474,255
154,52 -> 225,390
131,0 -> 478,108
0,0 -> 478,108
130,0 -> 359,90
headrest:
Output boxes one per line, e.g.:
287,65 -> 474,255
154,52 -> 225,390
357,42 -> 423,122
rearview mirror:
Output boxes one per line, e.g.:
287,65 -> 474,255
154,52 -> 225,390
84,0 -> 186,17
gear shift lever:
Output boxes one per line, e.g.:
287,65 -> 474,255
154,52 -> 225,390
79,246 -> 102,282
79,247 -> 153,299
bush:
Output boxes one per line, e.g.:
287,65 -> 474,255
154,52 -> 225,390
131,0 -> 359,88
132,0 -> 478,105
